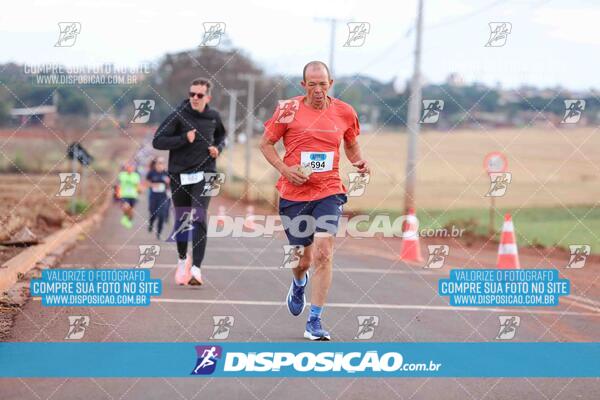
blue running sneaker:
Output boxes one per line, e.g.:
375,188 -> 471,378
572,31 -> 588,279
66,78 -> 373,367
286,271 -> 309,316
304,316 -> 331,341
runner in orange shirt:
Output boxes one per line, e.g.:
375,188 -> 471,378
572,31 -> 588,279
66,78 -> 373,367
260,61 -> 370,340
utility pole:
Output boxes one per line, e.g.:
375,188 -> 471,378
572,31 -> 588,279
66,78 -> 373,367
315,17 -> 344,95
226,89 -> 244,183
238,74 -> 259,202
404,0 -> 424,214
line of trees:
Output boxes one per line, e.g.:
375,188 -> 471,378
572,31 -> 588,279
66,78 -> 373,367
1,46 -> 599,129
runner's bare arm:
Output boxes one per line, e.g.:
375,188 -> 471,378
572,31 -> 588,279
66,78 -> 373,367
344,139 -> 370,174
259,136 -> 308,185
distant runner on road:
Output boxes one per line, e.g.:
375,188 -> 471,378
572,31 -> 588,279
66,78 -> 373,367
117,161 -> 141,229
145,156 -> 170,240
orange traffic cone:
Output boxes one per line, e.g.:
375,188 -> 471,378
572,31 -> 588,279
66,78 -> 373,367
216,205 -> 226,228
243,205 -> 256,230
497,213 -> 520,269
399,208 -> 423,262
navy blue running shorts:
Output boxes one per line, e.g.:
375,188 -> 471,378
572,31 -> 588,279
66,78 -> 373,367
278,193 -> 347,247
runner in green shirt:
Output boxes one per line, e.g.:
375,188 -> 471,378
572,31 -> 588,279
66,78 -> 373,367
117,162 -> 141,228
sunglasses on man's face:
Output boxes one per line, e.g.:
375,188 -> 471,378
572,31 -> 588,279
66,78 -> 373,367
189,92 -> 206,99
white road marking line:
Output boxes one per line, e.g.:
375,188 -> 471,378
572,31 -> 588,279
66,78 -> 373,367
148,298 -> 599,316
566,294 -> 600,308
59,264 -> 442,276
55,265 -> 599,313
76,245 -> 278,252
561,297 -> 600,313
30,296 -> 598,316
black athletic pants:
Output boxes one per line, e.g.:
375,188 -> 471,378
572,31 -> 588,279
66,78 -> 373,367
169,175 -> 211,268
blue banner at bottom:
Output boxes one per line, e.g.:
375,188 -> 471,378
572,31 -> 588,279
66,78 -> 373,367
0,342 -> 598,378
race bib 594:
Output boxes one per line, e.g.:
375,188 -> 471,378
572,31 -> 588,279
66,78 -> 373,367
300,152 -> 334,173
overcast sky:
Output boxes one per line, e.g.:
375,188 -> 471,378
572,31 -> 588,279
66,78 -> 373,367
1,0 -> 598,90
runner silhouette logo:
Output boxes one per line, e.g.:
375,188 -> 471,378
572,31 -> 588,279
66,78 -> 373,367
191,345 -> 222,375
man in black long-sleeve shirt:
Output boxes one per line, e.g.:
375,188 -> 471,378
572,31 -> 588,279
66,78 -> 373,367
153,77 -> 226,286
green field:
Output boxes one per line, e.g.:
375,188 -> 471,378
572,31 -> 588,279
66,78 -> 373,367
223,128 -> 600,253
369,206 -> 600,252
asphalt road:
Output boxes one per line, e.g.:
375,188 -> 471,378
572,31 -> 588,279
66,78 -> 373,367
2,192 -> 599,400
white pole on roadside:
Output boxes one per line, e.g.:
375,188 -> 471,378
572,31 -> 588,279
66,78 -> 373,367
226,90 -> 243,182
404,0 -> 424,214
238,75 -> 258,203
315,17 -> 343,96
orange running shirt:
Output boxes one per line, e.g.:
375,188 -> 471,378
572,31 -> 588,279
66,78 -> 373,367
263,96 -> 360,201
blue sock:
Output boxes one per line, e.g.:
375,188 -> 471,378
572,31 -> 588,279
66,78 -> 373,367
293,272 -> 307,287
309,305 -> 322,320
